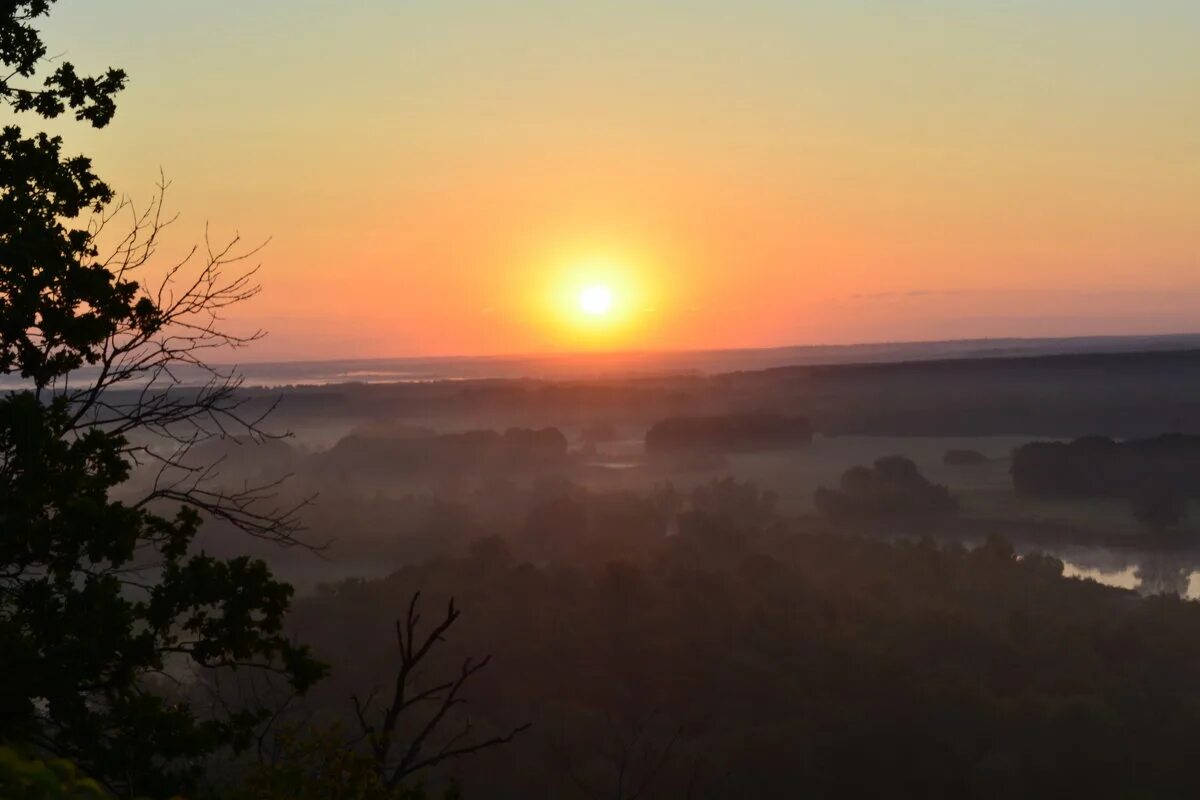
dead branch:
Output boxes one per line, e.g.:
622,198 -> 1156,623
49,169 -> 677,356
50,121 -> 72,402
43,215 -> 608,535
38,177 -> 318,548
351,592 -> 530,789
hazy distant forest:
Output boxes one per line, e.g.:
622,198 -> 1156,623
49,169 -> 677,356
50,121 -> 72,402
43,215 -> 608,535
10,4 -> 1200,800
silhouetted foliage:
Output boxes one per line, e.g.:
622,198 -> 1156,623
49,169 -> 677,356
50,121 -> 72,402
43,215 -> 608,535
1012,434 -> 1200,498
228,723 -> 460,800
645,412 -> 812,453
0,745 -> 116,800
815,455 -> 956,520
0,4 -> 323,795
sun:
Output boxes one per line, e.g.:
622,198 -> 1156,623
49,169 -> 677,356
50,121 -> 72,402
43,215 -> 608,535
537,252 -> 649,345
578,284 -> 614,316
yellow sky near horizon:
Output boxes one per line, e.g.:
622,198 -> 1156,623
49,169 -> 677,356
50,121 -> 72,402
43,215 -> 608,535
29,0 -> 1200,360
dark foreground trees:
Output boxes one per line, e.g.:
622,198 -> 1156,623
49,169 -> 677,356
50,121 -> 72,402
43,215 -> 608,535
352,593 -> 530,790
231,594 -> 528,800
0,3 -> 324,795
294,521 -> 1200,800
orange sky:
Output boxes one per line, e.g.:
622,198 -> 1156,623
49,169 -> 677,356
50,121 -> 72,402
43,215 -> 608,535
37,1 -> 1200,360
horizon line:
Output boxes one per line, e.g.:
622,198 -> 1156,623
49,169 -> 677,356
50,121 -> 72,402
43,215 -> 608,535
223,330 -> 1200,370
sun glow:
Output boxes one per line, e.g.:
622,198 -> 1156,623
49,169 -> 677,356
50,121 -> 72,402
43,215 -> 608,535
579,284 -> 614,316
534,251 -> 654,348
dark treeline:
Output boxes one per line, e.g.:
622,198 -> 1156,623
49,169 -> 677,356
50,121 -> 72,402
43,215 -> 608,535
1012,434 -> 1200,498
236,348 -> 1200,441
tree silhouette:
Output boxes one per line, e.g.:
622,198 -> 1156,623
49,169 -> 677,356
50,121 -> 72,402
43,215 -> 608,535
814,455 -> 956,520
0,3 -> 323,795
352,593 -> 530,790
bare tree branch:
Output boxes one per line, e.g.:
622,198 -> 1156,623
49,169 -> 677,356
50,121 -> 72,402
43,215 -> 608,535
351,592 -> 530,789
33,177 -> 319,547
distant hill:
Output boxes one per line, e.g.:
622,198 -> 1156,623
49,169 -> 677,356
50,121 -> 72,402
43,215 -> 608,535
10,332 -> 1200,389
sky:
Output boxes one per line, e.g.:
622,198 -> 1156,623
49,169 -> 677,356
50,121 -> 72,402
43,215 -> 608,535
33,0 -> 1200,360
